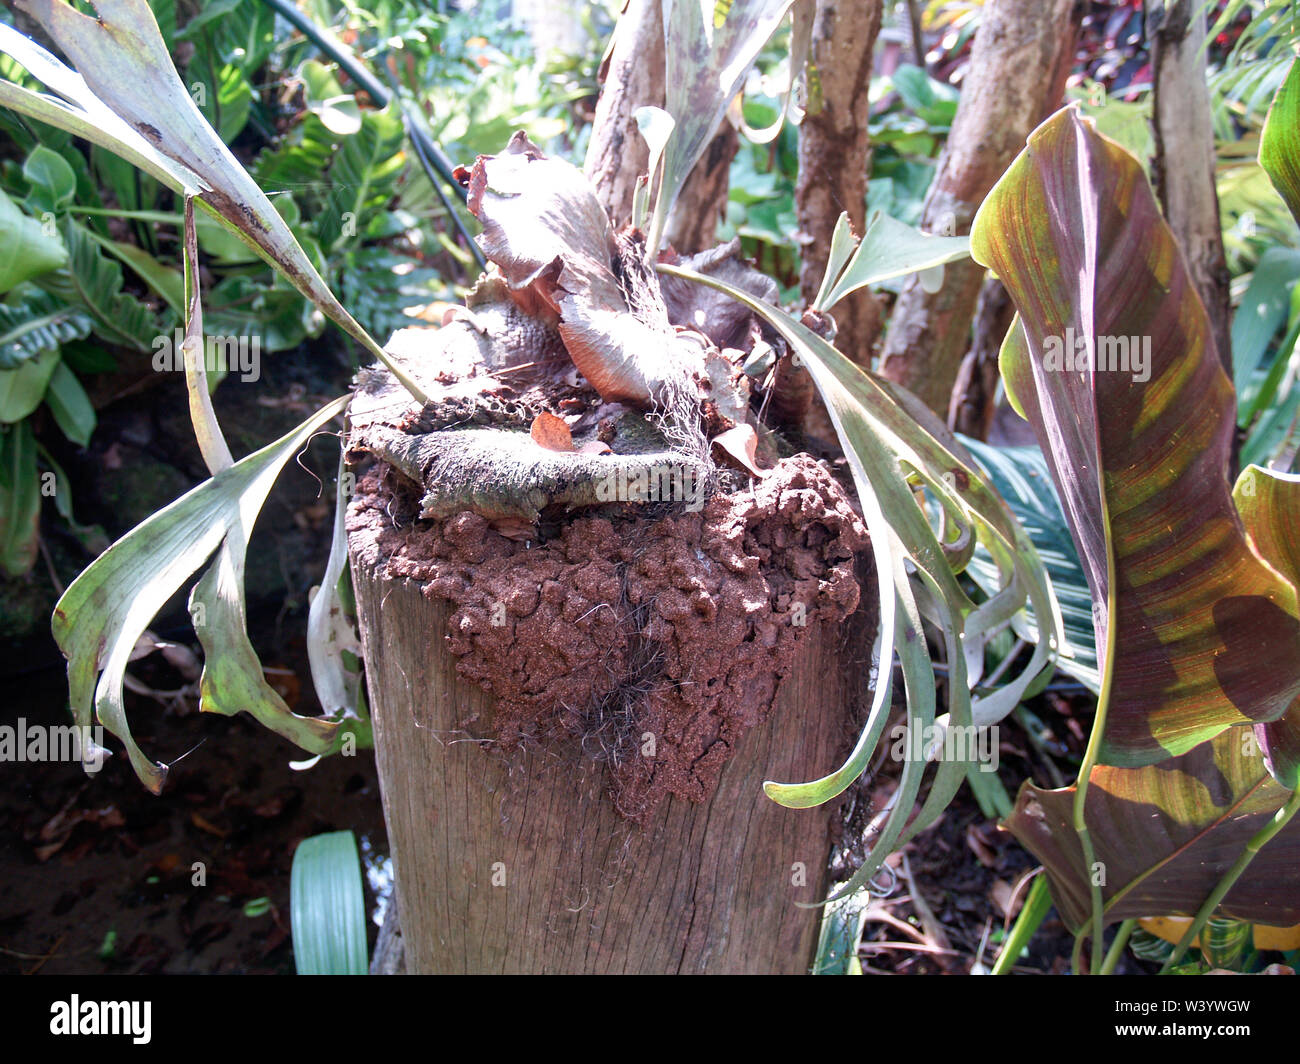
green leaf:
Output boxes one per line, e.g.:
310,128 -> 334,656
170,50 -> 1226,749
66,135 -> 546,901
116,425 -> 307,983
82,228 -> 185,317
970,106 -> 1300,766
0,419 -> 40,576
36,220 -> 163,350
1230,247 -> 1300,401
1260,56 -> 1300,226
43,360 -> 95,447
317,106 -> 405,252
52,395 -> 349,793
0,186 -> 66,292
0,346 -> 60,422
290,831 -> 368,975
22,144 -> 77,214
814,209 -> 970,313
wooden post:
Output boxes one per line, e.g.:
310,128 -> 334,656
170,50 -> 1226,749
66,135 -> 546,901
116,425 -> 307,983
348,512 -> 871,974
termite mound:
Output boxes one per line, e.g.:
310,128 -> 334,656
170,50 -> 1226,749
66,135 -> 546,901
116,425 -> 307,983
346,452 -> 868,822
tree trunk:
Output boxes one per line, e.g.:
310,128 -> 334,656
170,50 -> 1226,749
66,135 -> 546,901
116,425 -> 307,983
947,276 -> 1015,439
347,511 -> 873,973
878,0 -> 1076,416
795,0 -> 885,364
1150,0 -> 1233,380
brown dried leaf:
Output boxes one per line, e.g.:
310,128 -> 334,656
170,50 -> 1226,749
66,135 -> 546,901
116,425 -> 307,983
710,424 -> 767,477
530,411 -> 575,452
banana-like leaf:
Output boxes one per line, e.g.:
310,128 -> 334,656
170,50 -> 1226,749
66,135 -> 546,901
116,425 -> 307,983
1260,57 -> 1300,225
813,209 -> 971,314
645,0 -> 799,257
658,262 -> 1058,901
52,396 -> 349,793
970,106 -> 1300,767
1004,729 -> 1300,929
1235,466 -> 1300,790
2,1 -> 425,401
0,185 -> 66,292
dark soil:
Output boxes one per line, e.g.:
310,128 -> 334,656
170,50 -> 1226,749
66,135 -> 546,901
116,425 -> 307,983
0,618 -> 389,975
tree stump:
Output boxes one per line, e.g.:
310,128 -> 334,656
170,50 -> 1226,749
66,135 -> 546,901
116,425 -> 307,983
339,134 -> 877,974
347,483 -> 874,974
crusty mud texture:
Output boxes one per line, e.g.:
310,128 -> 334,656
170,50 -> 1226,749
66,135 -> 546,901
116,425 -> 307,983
348,454 -> 868,822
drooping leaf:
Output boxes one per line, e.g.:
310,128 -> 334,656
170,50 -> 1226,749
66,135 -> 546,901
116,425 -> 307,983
52,396 -> 349,793
970,106 -> 1300,766
190,534 -> 348,756
658,261 -> 1058,903
1005,730 -> 1300,929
